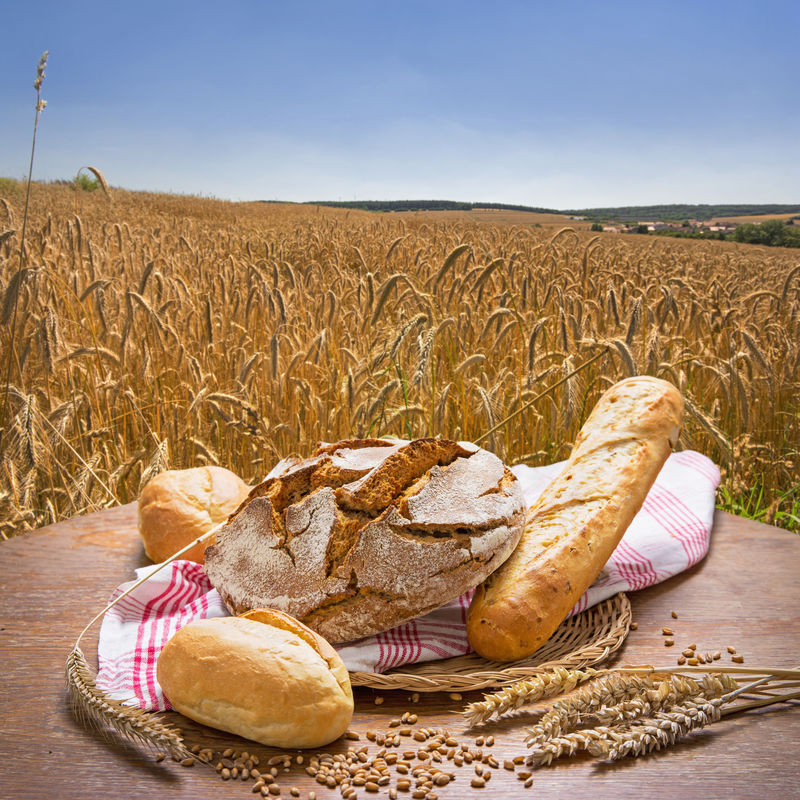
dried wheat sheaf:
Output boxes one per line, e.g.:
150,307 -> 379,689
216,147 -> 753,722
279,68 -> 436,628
464,666 -> 800,766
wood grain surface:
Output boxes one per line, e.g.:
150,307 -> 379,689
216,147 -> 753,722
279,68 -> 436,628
0,505 -> 798,800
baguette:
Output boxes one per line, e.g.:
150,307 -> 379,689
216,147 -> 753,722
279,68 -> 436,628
466,376 -> 684,662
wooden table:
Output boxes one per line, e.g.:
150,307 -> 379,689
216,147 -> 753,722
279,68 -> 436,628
1,505 -> 798,799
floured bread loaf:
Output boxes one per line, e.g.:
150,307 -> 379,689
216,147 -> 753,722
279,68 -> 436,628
204,438 -> 526,643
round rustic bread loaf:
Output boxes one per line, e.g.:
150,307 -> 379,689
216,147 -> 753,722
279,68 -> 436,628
203,438 -> 526,643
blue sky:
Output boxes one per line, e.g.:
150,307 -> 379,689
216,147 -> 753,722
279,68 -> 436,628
2,1 -> 798,208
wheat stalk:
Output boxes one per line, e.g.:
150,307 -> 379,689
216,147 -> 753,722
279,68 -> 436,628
66,646 -> 190,759
524,670 -> 795,767
0,52 -> 48,453
65,524 -> 225,757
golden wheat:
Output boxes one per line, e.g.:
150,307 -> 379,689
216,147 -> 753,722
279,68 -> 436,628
0,183 -> 798,536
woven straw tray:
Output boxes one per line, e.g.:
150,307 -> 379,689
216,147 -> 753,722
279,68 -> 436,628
348,592 -> 631,693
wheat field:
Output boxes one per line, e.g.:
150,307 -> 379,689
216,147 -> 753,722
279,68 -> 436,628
1,182 -> 798,536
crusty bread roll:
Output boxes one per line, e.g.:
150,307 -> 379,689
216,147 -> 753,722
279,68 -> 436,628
204,438 -> 526,643
138,466 -> 250,563
467,376 -> 684,662
156,609 -> 353,748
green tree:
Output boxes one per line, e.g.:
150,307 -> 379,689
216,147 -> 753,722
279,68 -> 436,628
74,173 -> 100,192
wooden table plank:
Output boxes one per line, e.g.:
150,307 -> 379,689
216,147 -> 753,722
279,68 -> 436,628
0,506 -> 798,799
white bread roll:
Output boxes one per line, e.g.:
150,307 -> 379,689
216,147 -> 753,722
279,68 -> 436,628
138,466 -> 250,563
156,609 -> 353,748
467,376 -> 684,662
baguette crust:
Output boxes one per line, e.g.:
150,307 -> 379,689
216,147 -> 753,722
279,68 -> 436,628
466,376 -> 684,662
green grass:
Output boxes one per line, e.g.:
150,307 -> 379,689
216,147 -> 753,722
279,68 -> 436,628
0,176 -> 23,195
717,482 -> 800,533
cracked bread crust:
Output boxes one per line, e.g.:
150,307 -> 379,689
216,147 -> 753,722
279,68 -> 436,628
204,438 -> 526,643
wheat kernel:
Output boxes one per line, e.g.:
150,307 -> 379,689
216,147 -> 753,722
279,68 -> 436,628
714,651 -> 722,660
525,777 -> 534,788
471,777 -> 486,788
728,646 -> 737,653
688,658 -> 699,665
662,627 -> 674,635
671,610 -> 679,618
732,654 -> 745,663
678,656 -> 686,665
665,638 -> 675,646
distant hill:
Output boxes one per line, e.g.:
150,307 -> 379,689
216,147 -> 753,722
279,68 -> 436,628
302,200 -> 800,222
565,204 -> 800,222
304,199 -> 560,214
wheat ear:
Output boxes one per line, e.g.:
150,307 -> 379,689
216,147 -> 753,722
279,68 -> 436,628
66,646 -> 191,759
463,667 -> 600,727
65,523 -> 223,756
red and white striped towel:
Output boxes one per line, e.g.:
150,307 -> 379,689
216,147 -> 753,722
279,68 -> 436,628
97,451 -> 719,711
